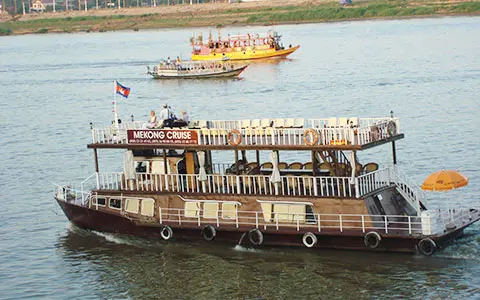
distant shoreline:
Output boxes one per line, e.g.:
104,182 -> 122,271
1,0 -> 479,36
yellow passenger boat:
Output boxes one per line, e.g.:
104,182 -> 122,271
191,30 -> 300,61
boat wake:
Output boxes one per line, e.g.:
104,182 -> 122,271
233,245 -> 261,253
89,229 -> 137,246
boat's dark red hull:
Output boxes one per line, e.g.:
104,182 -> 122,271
56,198 -> 470,254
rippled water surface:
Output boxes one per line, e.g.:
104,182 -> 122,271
1,17 -> 480,299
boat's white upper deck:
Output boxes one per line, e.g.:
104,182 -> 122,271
90,116 -> 401,148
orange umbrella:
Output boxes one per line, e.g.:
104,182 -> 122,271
421,170 -> 469,191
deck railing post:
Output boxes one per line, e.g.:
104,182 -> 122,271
159,207 -> 162,224
384,216 -> 388,233
408,216 -> 411,235
255,212 -> 259,228
354,177 -> 360,198
339,215 -> 343,232
317,214 -> 321,232
361,215 -> 365,233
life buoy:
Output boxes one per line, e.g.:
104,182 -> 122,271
387,120 -> 397,137
418,238 -> 436,256
228,129 -> 242,146
302,232 -> 317,248
303,128 -> 319,146
160,225 -> 173,240
248,229 -> 263,246
364,231 -> 381,249
201,225 -> 216,241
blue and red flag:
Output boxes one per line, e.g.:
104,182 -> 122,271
116,81 -> 131,98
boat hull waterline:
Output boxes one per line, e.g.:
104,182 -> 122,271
56,198 -> 477,254
191,46 -> 300,61
148,65 -> 247,79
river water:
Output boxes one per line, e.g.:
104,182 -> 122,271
1,16 -> 479,299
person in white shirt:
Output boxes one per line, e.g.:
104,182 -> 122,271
159,104 -> 171,127
160,104 -> 170,120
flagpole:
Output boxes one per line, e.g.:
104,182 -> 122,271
113,80 -> 119,129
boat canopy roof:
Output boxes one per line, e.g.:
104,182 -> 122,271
192,31 -> 281,45
88,116 -> 403,151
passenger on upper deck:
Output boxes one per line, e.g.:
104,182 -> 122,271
174,110 -> 189,127
159,104 -> 170,127
142,110 -> 158,129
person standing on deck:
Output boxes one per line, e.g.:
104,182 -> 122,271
159,104 -> 170,127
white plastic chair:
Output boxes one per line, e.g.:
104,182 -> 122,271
273,118 -> 285,128
251,119 -> 261,128
241,119 -> 251,128
328,117 -> 337,127
285,118 -> 295,128
261,118 -> 271,128
198,120 -> 208,128
338,117 -> 348,127
294,118 -> 304,128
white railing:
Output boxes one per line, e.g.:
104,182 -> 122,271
81,173 -> 98,202
97,172 -> 126,190
90,117 -> 401,147
198,127 -> 357,146
54,184 -> 90,206
355,168 -> 393,197
390,166 -> 426,213
422,208 -> 480,235
81,166 -> 423,204
95,172 -> 356,198
92,127 -> 128,144
212,163 -> 231,175
154,207 -> 424,235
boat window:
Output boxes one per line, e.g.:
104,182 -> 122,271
203,202 -> 219,219
136,161 -> 147,173
93,197 -> 106,207
151,160 -> 170,174
141,198 -> 155,217
125,198 -> 139,214
261,202 -> 273,222
288,205 -> 306,222
274,204 -> 291,221
184,202 -> 200,218
221,203 -> 237,219
109,198 -> 122,210
261,203 -> 310,223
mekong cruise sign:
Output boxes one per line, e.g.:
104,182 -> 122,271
127,129 -> 198,145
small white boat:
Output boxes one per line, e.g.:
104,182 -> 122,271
147,60 -> 248,79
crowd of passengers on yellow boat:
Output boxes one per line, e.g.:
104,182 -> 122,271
142,104 -> 189,129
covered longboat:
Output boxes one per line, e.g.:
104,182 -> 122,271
147,60 -> 248,79
191,31 -> 300,61
55,116 -> 480,255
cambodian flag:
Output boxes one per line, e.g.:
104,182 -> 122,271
116,81 -> 131,98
